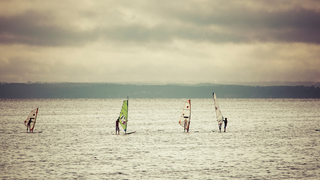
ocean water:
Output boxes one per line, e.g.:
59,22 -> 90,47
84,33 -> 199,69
0,98 -> 320,179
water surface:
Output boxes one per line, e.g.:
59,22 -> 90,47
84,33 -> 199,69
1,98 -> 320,179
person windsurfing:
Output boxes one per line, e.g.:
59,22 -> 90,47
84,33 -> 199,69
25,117 -> 34,133
183,116 -> 190,133
184,119 -> 187,132
224,118 -> 228,132
218,120 -> 222,132
187,120 -> 190,133
116,118 -> 120,135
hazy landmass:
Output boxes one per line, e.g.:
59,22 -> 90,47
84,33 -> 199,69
1,82 -> 320,98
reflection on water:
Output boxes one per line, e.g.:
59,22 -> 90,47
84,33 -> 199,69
1,98 -> 320,179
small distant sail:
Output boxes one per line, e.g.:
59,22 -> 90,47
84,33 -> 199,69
213,93 -> 223,126
118,99 -> 128,133
24,108 -> 38,132
179,100 -> 191,131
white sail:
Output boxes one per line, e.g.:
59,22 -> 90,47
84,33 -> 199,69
213,93 -> 223,125
24,108 -> 38,132
179,100 -> 191,131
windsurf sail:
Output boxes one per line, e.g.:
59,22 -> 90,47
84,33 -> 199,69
179,100 -> 191,131
213,93 -> 223,127
118,98 -> 128,133
24,108 -> 38,132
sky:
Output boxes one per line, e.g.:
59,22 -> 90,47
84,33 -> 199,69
0,0 -> 320,85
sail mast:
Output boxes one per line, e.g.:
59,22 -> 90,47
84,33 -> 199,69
189,99 -> 191,132
33,107 -> 38,131
126,96 -> 128,135
35,108 -> 38,120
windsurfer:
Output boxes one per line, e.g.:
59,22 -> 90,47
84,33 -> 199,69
218,121 -> 222,132
187,121 -> 190,133
184,118 -> 190,133
116,118 -> 120,135
224,118 -> 228,132
27,118 -> 34,132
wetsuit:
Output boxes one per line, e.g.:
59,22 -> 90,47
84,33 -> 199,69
27,118 -> 34,132
224,118 -> 228,132
116,119 -> 120,134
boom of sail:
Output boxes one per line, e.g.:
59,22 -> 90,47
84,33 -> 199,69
179,100 -> 191,131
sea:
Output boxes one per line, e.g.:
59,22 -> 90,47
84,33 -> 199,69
0,98 -> 320,179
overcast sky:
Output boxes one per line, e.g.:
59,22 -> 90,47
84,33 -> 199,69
0,0 -> 320,85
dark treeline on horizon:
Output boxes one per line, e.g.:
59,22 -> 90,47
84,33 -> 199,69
1,83 -> 320,98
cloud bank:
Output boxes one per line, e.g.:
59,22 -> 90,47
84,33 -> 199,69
0,0 -> 320,84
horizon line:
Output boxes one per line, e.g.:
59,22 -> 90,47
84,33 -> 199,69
1,81 -> 320,87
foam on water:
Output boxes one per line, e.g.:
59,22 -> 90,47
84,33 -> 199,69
1,98 -> 320,179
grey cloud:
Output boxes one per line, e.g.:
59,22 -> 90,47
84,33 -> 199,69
0,11 -> 99,46
172,7 -> 320,29
168,7 -> 320,43
0,12 -> 259,46
101,25 -> 243,43
1,5 -> 320,46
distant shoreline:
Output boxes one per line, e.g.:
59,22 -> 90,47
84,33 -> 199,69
1,82 -> 320,98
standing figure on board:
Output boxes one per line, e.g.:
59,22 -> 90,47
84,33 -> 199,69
184,117 -> 190,133
224,118 -> 228,132
184,118 -> 187,132
26,117 -> 34,133
115,118 -> 120,135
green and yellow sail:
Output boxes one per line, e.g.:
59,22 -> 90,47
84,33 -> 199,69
118,99 -> 128,133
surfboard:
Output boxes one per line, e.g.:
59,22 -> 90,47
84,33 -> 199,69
126,131 -> 136,135
24,131 -> 42,133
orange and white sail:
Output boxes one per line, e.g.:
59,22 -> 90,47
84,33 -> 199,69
179,100 -> 191,130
